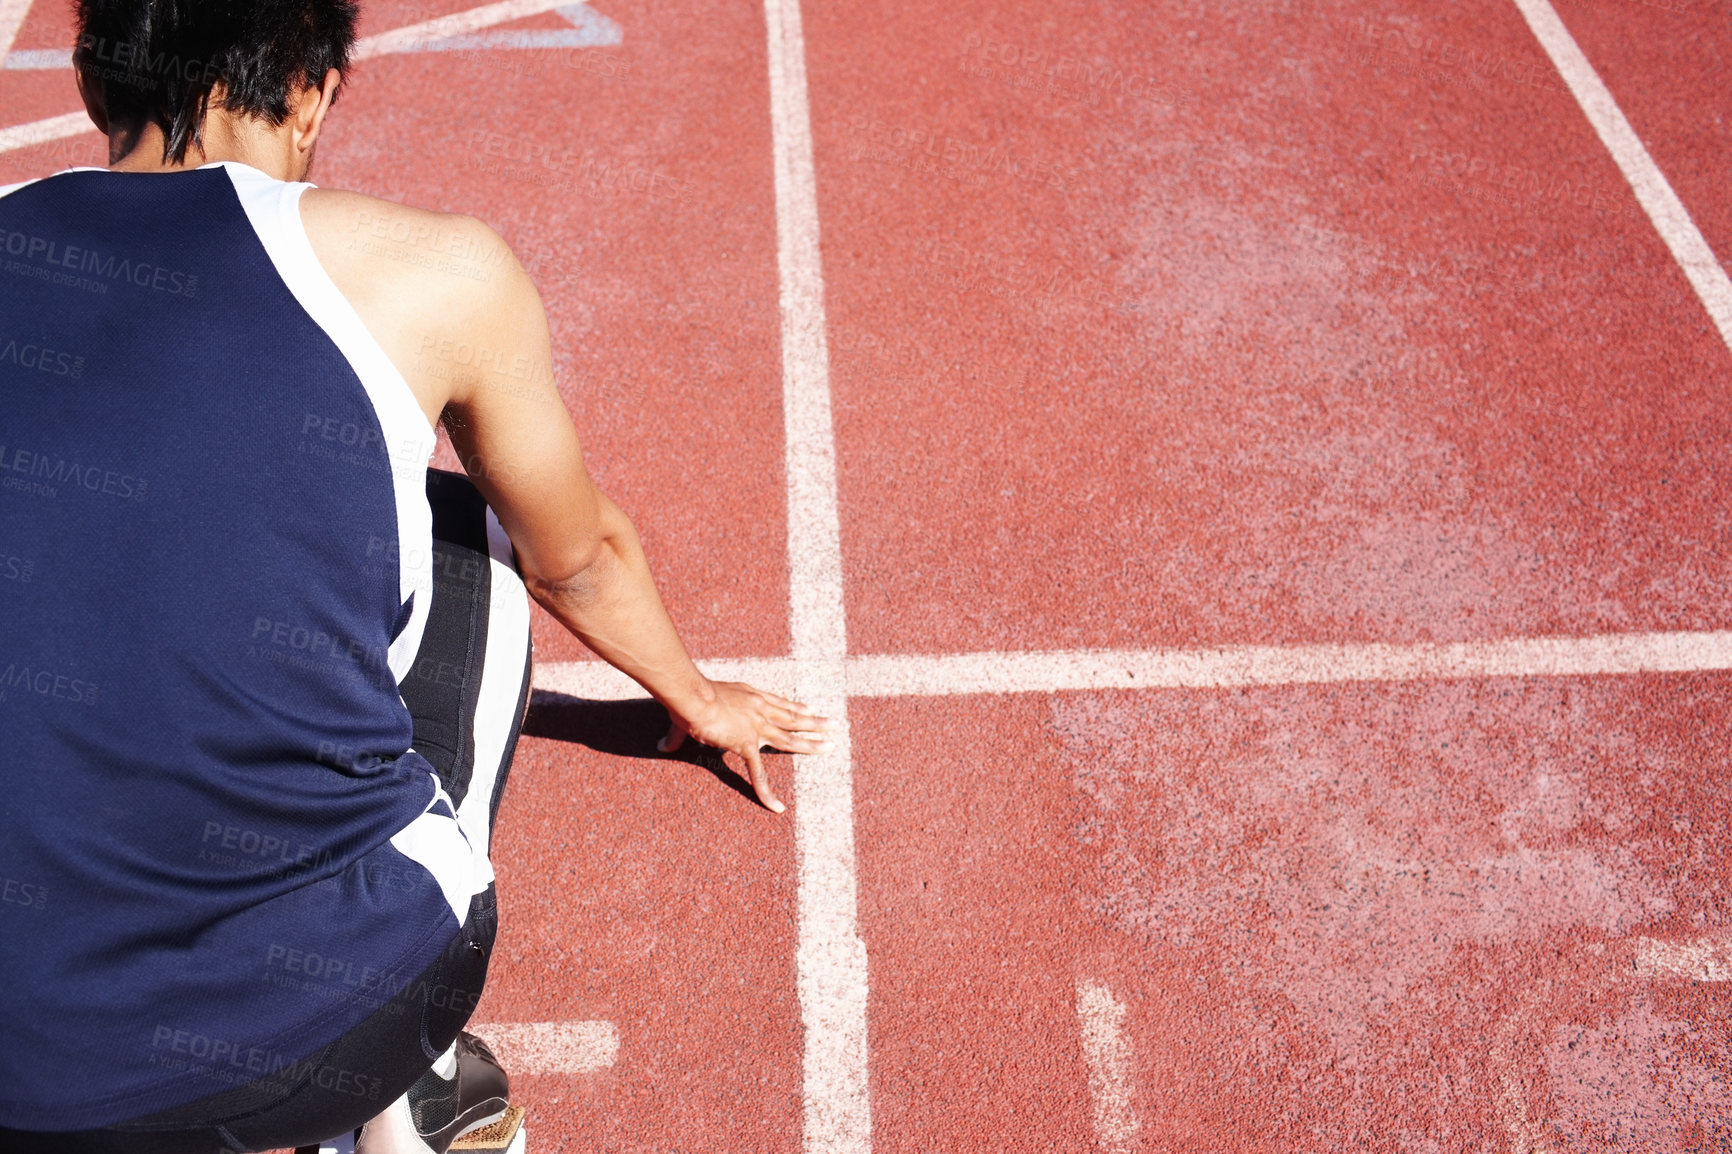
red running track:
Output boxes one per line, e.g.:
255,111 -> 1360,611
3,0 -> 1730,1149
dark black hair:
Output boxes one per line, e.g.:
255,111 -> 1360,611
74,0 -> 359,163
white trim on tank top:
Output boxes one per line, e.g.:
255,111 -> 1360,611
0,163 -> 481,920
215,162 -> 484,921
213,161 -> 436,687
10,162 -> 439,685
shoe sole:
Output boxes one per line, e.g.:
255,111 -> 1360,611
448,1104 -> 526,1153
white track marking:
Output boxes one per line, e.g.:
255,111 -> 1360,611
0,1 -> 579,155
352,0 -> 576,60
1513,0 -> 1732,353
0,0 -> 31,60
0,110 -> 91,154
534,656 -> 800,701
842,630 -> 1732,695
466,1020 -> 620,1074
532,629 -> 1732,703
1076,979 -> 1139,1154
4,48 -> 69,68
761,0 -> 871,1149
1633,936 -> 1732,982
3,0 -> 596,69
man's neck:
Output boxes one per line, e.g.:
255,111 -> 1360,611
108,115 -> 306,182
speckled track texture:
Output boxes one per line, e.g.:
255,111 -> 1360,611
2,0 -> 1728,1149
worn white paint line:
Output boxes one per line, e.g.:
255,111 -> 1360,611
0,111 -> 93,155
0,0 -> 33,60
1513,0 -> 1732,352
845,630 -> 1732,696
1633,936 -> 1732,982
4,47 -> 69,68
532,630 -> 1732,703
533,657 -> 799,702
353,0 -> 575,60
761,0 -> 870,1148
466,1020 -> 619,1073
0,0 -> 578,66
0,1 -> 575,155
1076,979 -> 1139,1154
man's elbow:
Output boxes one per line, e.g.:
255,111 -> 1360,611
521,541 -> 613,608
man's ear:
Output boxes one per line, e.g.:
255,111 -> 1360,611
73,61 -> 110,137
76,61 -> 149,164
290,68 -> 343,160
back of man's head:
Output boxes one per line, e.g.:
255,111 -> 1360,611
75,0 -> 359,164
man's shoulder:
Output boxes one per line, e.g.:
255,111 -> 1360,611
299,188 -> 528,310
296,187 -> 547,420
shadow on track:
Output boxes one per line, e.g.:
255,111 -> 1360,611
522,694 -> 773,807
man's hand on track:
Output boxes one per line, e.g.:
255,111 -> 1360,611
657,683 -> 833,813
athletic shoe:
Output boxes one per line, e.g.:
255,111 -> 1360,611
407,1032 -> 512,1154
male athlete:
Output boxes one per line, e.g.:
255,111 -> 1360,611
0,2 -> 829,1150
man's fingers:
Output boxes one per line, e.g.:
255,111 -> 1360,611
741,746 -> 784,814
752,689 -> 830,727
657,723 -> 687,753
766,703 -> 830,733
761,728 -> 833,755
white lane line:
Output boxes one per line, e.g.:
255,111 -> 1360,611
0,0 -> 32,60
1633,936 -> 1732,982
534,656 -> 799,701
5,4 -> 615,66
0,110 -> 89,155
0,0 -> 575,155
761,0 -> 871,1148
1513,0 -> 1732,353
530,629 -> 1732,702
4,48 -> 68,68
353,0 -> 576,60
5,0 -> 593,69
842,629 -> 1732,696
466,1020 -> 620,1074
1076,979 -> 1139,1154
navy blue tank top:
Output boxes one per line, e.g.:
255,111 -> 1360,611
0,164 -> 485,1128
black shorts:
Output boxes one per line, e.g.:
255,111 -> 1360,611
2,470 -> 533,1153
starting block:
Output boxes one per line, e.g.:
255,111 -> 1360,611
308,1105 -> 526,1154
451,1105 -> 528,1154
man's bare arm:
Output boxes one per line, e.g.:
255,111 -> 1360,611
302,192 -> 828,811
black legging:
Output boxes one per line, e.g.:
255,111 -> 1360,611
1,471 -> 533,1152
